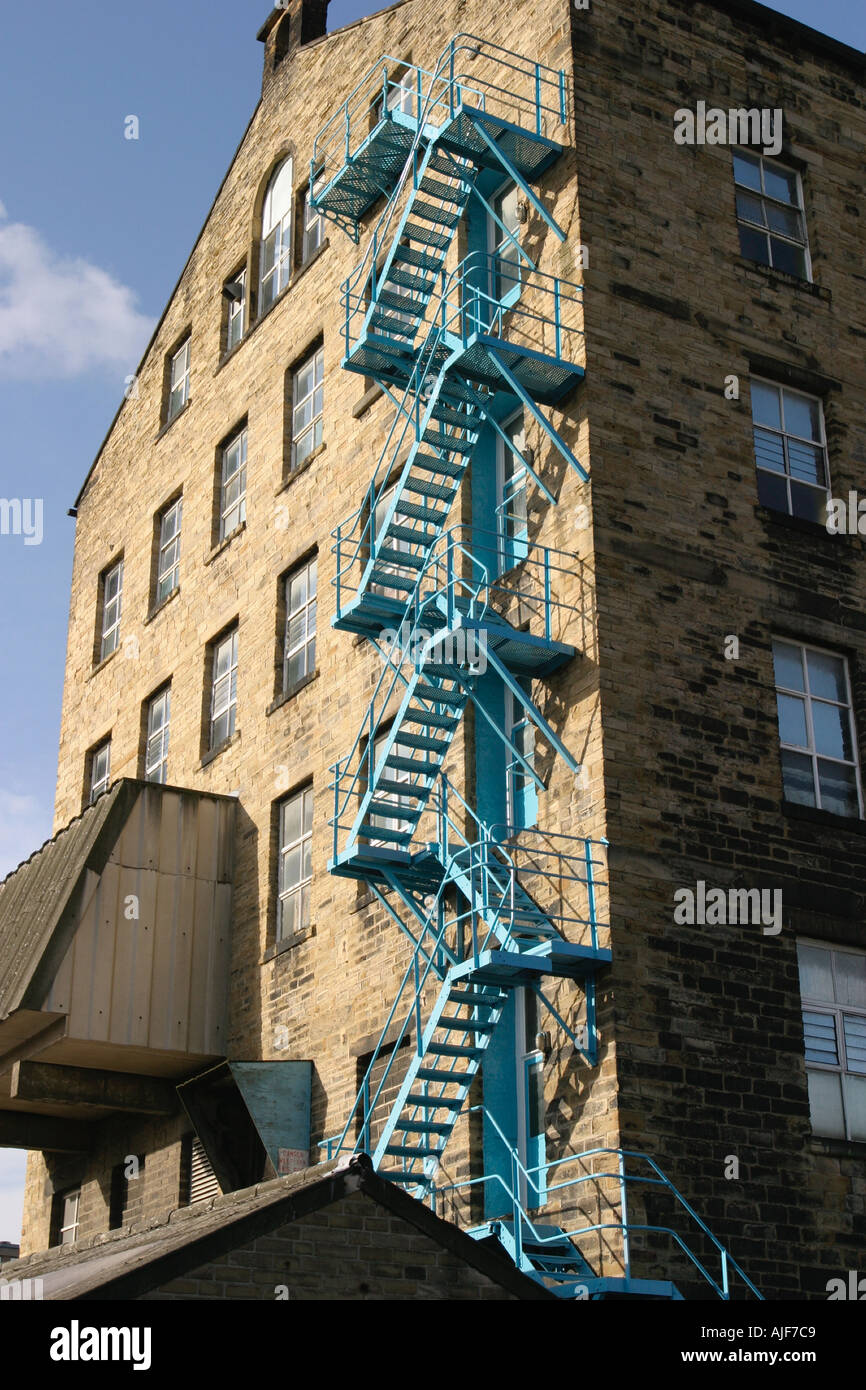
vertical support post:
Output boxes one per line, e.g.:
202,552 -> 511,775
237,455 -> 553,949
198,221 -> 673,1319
559,69 -> 566,125
721,1249 -> 730,1300
543,548 -> 551,641
535,63 -> 542,136
554,281 -> 562,360
413,953 -> 423,1054
360,1074 -> 371,1153
584,838 -> 597,952
446,531 -> 455,628
619,1150 -> 631,1281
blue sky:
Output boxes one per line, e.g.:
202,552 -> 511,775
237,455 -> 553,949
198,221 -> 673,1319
0,0 -> 862,1245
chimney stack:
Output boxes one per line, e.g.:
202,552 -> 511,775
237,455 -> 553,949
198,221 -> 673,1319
257,1 -> 329,90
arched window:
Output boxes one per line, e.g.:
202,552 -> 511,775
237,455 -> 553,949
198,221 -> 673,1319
260,158 -> 293,313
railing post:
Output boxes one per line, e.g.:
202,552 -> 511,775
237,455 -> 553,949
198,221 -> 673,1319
446,532 -> 455,627
535,63 -> 542,136
619,1150 -> 631,1280
360,1074 -> 371,1153
559,69 -> 566,125
554,281 -> 562,360
584,837 -> 597,952
721,1249 -> 730,1300
413,953 -> 423,1054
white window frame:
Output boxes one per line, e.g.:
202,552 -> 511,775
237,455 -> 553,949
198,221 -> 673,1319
300,189 -> 324,264
750,378 -> 830,522
145,686 -> 171,784
798,939 -> 866,1143
732,149 -> 811,282
505,687 -> 535,833
284,556 -> 317,694
220,428 -> 247,540
156,497 -> 182,603
277,785 -> 314,941
225,269 -> 246,352
89,739 -> 111,803
58,1189 -> 81,1246
260,158 -> 293,313
291,346 -> 324,468
370,482 -> 414,598
487,178 -> 522,305
369,730 -> 414,845
100,559 -> 123,660
377,68 -> 416,123
210,628 -> 238,750
167,338 -> 191,421
773,637 -> 863,819
496,409 -> 528,571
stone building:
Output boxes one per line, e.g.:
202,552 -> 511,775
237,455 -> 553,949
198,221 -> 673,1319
0,0 -> 863,1301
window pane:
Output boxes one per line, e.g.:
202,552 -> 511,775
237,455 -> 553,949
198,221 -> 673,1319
807,1069 -> 845,1139
817,759 -> 859,818
781,749 -> 815,806
753,427 -> 785,473
763,165 -> 798,205
843,1074 -> 866,1141
750,382 -> 782,431
756,469 -> 788,512
782,391 -> 821,444
770,238 -> 807,278
776,693 -> 808,748
835,952 -> 866,1009
765,203 -> 802,238
735,191 -> 766,226
772,640 -> 804,692
842,1014 -> 866,1074
732,150 -> 761,190
738,224 -> 769,265
806,650 -> 847,703
787,439 -> 824,487
282,794 -> 302,846
797,943 -> 834,1002
803,1010 -> 839,1066
790,482 -> 827,525
811,701 -> 852,762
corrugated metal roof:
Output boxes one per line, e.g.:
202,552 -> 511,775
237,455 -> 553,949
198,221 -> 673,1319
0,781 -> 139,1020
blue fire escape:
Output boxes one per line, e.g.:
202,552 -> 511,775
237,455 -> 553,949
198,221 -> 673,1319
310,36 -> 762,1302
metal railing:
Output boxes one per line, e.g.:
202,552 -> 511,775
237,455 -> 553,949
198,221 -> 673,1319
434,1122 -> 765,1301
311,34 -> 568,225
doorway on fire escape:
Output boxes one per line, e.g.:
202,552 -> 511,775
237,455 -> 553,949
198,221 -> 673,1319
482,985 -> 547,1218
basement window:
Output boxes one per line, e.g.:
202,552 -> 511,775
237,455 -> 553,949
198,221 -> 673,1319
798,941 -> 866,1142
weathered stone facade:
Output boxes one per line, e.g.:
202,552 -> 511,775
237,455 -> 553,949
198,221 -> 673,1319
16,0 -> 866,1300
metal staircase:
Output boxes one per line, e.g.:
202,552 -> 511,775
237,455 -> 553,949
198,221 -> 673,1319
313,36 -> 761,1302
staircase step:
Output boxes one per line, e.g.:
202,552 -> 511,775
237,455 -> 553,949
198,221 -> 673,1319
427,1041 -> 483,1060
359,822 -> 412,843
448,989 -> 507,1007
386,754 -> 439,776
410,199 -> 461,229
386,523 -> 438,548
406,1092 -> 465,1110
421,429 -> 476,455
421,662 -> 463,679
397,732 -> 451,753
438,1015 -> 495,1033
430,403 -> 471,428
368,569 -> 417,591
384,1144 -> 436,1159
377,289 -> 425,316
388,267 -> 437,295
418,175 -> 466,203
412,452 -> 464,478
394,1119 -> 452,1135
415,1067 -> 473,1084
404,474 -> 457,501
368,311 -> 417,339
393,500 -> 450,524
414,683 -> 464,705
403,221 -> 451,250
405,706 -> 459,729
426,152 -> 467,177
366,800 -> 421,822
375,775 -> 431,796
391,244 -> 444,274
377,545 -> 425,569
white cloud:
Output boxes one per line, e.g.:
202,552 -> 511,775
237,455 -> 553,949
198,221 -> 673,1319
0,205 -> 154,379
0,789 -> 52,880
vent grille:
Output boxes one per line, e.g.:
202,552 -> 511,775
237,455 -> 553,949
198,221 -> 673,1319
189,1138 -> 220,1204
